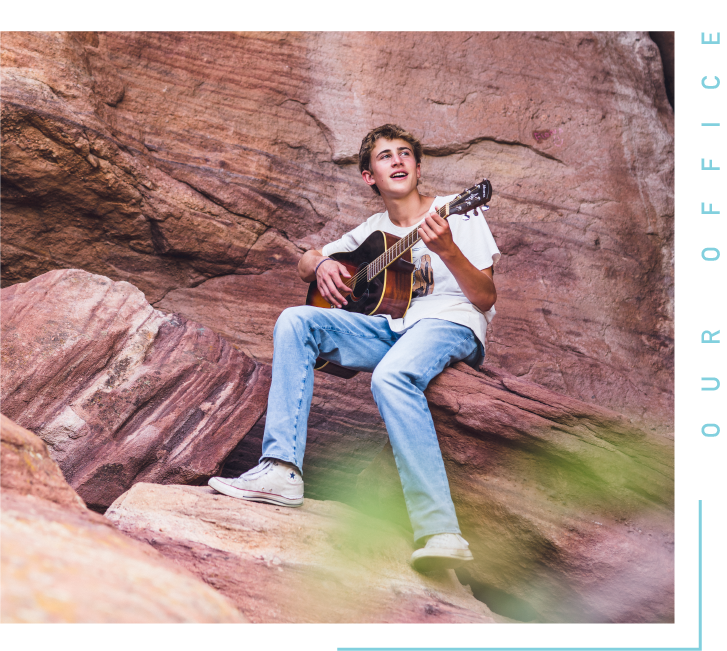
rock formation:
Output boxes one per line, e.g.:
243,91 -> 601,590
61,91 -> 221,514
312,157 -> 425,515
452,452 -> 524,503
1,414 -> 246,623
0,269 -> 270,511
0,31 -> 674,623
1,31 -> 674,426
106,482 -> 504,623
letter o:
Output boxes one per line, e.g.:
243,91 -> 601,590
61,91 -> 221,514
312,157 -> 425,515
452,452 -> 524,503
702,424 -> 720,437
702,248 -> 720,261
702,76 -> 721,89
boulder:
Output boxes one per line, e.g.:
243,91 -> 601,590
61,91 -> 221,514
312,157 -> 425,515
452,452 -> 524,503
1,414 -> 246,623
355,363 -> 674,623
0,269 -> 270,511
106,482 -> 505,623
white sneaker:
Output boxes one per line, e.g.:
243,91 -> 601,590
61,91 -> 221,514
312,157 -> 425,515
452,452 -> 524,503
208,458 -> 304,507
410,533 -> 474,573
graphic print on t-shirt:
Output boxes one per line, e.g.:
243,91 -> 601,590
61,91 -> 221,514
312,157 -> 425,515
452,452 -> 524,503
412,254 -> 434,298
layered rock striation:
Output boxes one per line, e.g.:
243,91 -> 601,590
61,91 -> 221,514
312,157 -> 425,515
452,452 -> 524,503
2,31 -> 674,426
0,31 -> 674,624
0,269 -> 270,511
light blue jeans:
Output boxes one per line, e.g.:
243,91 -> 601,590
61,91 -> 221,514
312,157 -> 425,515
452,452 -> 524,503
260,306 -> 481,542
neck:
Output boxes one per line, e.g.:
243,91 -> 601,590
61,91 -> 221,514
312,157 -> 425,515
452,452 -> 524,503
382,189 -> 435,228
365,201 -> 451,282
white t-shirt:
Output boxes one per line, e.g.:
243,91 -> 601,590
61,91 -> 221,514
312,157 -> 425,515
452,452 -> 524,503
321,194 -> 501,358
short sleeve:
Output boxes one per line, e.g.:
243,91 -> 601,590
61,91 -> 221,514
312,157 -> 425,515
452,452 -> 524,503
321,219 -> 376,256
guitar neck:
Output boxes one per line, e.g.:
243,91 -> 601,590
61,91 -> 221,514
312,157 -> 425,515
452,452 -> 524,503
366,202 -> 452,281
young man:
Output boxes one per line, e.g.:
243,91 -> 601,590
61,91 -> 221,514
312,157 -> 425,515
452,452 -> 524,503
209,124 -> 500,572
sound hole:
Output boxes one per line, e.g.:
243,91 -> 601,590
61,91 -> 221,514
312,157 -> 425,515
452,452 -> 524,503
350,263 -> 369,302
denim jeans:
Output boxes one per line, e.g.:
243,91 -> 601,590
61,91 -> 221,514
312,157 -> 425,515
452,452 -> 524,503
260,305 -> 481,542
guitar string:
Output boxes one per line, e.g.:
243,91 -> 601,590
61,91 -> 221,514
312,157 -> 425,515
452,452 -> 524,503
325,183 -> 485,294
339,202 -> 451,290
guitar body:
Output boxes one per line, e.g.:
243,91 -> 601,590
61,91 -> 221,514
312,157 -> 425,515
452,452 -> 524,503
306,230 -> 415,377
302,178 -> 493,378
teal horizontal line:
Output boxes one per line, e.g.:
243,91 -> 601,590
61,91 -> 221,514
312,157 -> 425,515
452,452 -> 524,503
701,123 -> 720,126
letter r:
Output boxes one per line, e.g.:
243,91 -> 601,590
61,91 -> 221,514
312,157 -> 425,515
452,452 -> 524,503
702,330 -> 721,343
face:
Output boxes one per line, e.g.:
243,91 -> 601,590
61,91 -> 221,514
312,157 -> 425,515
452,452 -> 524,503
362,137 -> 421,198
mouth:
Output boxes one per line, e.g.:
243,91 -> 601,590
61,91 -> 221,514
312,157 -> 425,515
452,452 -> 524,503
390,172 -> 408,179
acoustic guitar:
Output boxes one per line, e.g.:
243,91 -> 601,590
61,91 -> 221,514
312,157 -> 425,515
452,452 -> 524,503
306,179 -> 493,377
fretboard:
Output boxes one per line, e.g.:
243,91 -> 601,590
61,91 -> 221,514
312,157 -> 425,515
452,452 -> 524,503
366,202 -> 451,281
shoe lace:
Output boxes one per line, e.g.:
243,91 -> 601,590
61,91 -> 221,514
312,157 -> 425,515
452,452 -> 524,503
240,459 -> 272,478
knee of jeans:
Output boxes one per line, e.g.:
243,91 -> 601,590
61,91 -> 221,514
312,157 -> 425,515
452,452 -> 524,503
371,363 -> 407,396
274,306 -> 315,339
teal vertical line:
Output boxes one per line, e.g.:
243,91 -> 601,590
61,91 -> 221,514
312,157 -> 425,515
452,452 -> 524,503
699,500 -> 702,650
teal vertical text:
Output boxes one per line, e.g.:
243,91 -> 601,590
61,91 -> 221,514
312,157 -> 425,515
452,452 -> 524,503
702,330 -> 721,343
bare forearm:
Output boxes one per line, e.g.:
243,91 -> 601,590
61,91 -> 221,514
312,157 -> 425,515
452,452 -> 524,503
298,249 -> 328,283
439,248 -> 497,313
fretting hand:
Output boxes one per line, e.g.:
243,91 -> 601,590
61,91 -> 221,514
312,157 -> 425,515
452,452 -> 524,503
417,207 -> 459,260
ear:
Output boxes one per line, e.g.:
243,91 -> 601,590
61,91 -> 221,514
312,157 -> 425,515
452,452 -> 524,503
416,162 -> 421,179
362,169 -> 377,186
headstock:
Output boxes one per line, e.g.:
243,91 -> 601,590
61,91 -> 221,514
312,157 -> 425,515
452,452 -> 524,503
447,179 -> 493,216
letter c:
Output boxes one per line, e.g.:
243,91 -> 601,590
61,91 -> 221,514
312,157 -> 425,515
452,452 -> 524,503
702,76 -> 720,89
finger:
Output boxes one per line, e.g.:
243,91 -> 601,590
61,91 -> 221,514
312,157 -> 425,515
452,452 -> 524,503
336,262 -> 351,278
428,213 -> 450,233
321,265 -> 350,293
430,211 -> 448,227
424,216 -> 442,234
317,274 -> 338,306
333,274 -> 351,294
419,222 -> 436,240
330,267 -> 351,292
324,276 -> 347,307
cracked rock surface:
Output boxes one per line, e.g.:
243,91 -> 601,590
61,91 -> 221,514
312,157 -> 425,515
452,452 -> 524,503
0,269 -> 270,511
1,414 -> 247,623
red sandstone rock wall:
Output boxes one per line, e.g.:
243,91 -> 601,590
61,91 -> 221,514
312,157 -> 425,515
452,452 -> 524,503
1,31 -> 674,427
